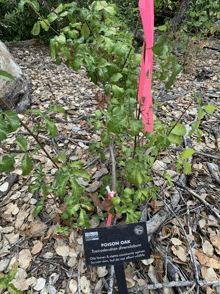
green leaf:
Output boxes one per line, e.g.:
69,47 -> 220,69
176,158 -> 183,171
125,213 -> 135,224
14,136 -> 27,152
5,111 -> 20,132
81,201 -> 93,211
70,178 -> 84,198
165,56 -> 182,89
53,152 -> 66,164
183,162 -> 191,174
110,73 -> 123,83
47,105 -> 67,120
180,148 -> 194,159
198,106 -> 204,119
158,25 -> 167,31
22,154 -> 33,176
48,13 -> 58,23
71,169 -> 90,181
94,121 -> 102,131
55,175 -> 69,197
112,85 -> 125,100
40,19 -> 50,31
94,110 -> 102,120
163,171 -> 173,189
128,169 -> 143,189
101,133 -> 111,145
69,161 -> 84,168
44,117 -> 57,138
111,197 -> 120,205
104,6 -> 116,15
81,22 -> 90,38
40,185 -> 54,195
25,109 -> 44,117
0,153 -> 17,173
106,114 -> 127,134
168,134 -> 183,146
31,22 -> 40,35
8,282 -> 23,294
77,209 -> 91,229
33,197 -> 45,216
55,3 -> 63,13
171,124 -> 186,136
203,105 -> 215,115
0,117 -> 7,141
28,185 -> 39,193
0,70 -> 15,82
56,34 -> 66,45
130,119 -> 145,136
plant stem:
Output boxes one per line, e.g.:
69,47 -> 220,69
0,97 -> 59,169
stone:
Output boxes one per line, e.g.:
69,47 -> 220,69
0,40 -> 32,113
213,20 -> 220,31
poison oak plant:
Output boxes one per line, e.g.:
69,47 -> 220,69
0,0 -> 216,231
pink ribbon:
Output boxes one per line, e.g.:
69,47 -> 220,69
106,186 -> 116,227
138,0 -> 154,132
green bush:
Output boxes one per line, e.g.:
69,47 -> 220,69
0,0 -> 68,42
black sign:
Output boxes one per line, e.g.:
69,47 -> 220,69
82,222 -> 150,268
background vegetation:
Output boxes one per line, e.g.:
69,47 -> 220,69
1,0 -> 219,43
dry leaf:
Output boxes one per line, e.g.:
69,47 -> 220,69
171,238 -> 182,246
80,276 -> 91,294
97,266 -> 108,278
194,249 -> 210,265
202,240 -> 214,257
201,267 -> 217,282
31,241 -> 43,255
171,246 -> 186,262
210,233 -> 220,251
18,249 -> 32,269
15,211 -> 29,229
142,258 -> 154,265
28,220 -> 47,237
55,245 -> 69,257
69,279 -> 78,293
124,268 -> 136,288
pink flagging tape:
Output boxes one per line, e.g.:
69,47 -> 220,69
106,186 -> 116,227
138,0 -> 154,132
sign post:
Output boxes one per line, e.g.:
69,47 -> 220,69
83,222 -> 150,292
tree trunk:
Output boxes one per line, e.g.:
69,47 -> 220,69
171,0 -> 193,31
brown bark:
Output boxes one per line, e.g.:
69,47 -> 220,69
171,0 -> 193,31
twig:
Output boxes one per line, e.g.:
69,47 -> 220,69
128,280 -> 220,292
152,172 -> 200,285
78,250 -> 83,294
109,139 -> 116,192
83,148 -> 109,169
168,147 -> 220,160
175,181 -> 220,221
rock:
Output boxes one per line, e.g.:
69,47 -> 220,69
213,20 -> 220,31
0,40 -> 32,113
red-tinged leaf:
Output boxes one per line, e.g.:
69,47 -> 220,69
80,121 -> 85,126
150,199 -> 156,208
53,213 -> 61,225
103,199 -> 114,213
